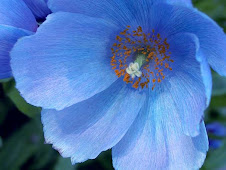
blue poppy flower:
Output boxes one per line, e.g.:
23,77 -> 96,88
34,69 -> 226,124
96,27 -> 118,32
206,122 -> 226,137
11,0 -> 226,169
0,0 -> 50,79
0,0 -> 36,79
206,122 -> 226,149
208,139 -> 222,149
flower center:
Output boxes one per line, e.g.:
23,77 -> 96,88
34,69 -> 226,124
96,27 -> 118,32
111,26 -> 173,90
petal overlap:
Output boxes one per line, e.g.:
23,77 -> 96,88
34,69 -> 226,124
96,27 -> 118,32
148,3 -> 226,76
148,33 -> 211,136
48,0 -> 155,27
0,25 -> 32,79
23,0 -> 51,21
112,104 -> 208,170
0,0 -> 37,32
47,0 -> 192,28
42,80 -> 146,163
11,12 -> 120,110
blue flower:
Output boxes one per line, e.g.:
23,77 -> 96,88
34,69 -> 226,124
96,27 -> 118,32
206,122 -> 226,137
206,122 -> 226,149
208,139 -> 222,149
0,0 -> 50,79
11,0 -> 226,169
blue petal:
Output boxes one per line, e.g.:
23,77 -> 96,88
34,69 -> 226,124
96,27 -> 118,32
47,0 -> 155,27
0,0 -> 37,32
149,3 -> 226,76
47,0 -> 193,28
112,102 -> 208,170
196,50 -> 212,106
22,0 -> 51,21
41,80 -> 146,163
11,12 -> 120,110
148,33 -> 210,136
0,25 -> 32,79
165,0 -> 193,7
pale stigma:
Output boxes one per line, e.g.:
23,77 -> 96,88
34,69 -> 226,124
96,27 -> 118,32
126,54 -> 146,79
126,62 -> 142,79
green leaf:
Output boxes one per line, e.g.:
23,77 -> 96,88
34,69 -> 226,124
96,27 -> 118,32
210,95 -> 226,107
0,118 -> 44,170
202,140 -> 226,170
77,150 -> 113,170
0,78 -> 12,83
54,157 -> 75,170
0,137 -> 2,148
193,0 -> 226,18
0,100 -> 10,125
212,73 -> 226,96
193,0 -> 226,31
28,143 -> 58,170
3,80 -> 41,117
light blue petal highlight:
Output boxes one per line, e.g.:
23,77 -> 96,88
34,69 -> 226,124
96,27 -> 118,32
149,3 -> 226,76
41,80 -> 146,163
112,100 -> 208,170
0,0 -> 37,32
196,50 -> 212,107
150,33 -> 210,136
11,12 -> 120,110
22,0 -> 51,20
0,25 -> 31,79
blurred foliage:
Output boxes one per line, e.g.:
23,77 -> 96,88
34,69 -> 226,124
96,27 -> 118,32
193,0 -> 226,31
0,0 -> 225,169
2,80 -> 41,118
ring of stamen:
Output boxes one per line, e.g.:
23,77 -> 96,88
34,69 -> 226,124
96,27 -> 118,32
111,26 -> 174,90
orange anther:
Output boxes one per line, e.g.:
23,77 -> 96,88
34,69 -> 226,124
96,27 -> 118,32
123,73 -> 130,83
115,70 -> 121,77
165,63 -> 169,68
132,81 -> 139,89
152,84 -> 155,90
116,36 -> 122,42
140,83 -> 145,89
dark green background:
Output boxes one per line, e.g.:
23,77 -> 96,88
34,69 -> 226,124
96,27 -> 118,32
0,0 -> 225,169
